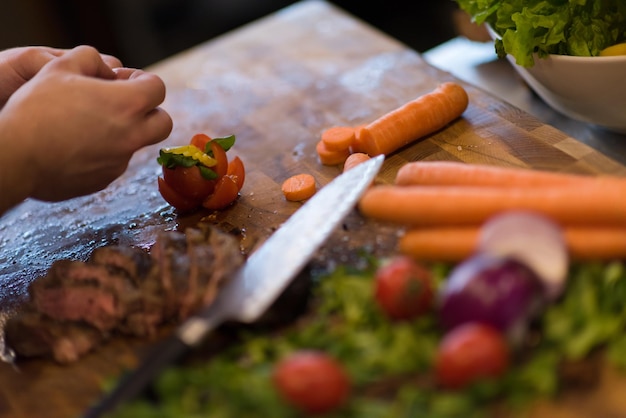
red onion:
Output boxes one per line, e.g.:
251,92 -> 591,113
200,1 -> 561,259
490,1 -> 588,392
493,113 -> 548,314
477,210 -> 568,300
438,253 -> 545,343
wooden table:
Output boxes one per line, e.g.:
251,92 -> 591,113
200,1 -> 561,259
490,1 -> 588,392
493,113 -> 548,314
1,1 -> 626,417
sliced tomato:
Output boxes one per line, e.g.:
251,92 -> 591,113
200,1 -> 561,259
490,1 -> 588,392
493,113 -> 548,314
226,156 -> 245,191
157,177 -> 201,213
209,140 -> 228,178
162,166 -> 216,200
202,175 -> 239,210
190,133 -> 212,152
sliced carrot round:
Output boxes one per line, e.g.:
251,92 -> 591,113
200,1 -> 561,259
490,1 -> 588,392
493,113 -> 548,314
282,173 -> 317,201
321,126 -> 356,152
316,140 -> 350,166
343,152 -> 371,173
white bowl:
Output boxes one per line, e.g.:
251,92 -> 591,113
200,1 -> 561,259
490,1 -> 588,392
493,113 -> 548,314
487,25 -> 626,133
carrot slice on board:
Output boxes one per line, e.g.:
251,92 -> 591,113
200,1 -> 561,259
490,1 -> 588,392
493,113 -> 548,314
321,126 -> 356,152
282,173 -> 317,201
316,140 -> 350,166
343,152 -> 371,173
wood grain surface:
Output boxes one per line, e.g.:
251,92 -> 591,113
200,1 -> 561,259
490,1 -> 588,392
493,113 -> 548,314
1,1 -> 625,417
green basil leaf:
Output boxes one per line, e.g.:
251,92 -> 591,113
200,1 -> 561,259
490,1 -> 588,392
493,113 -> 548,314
198,165 -> 218,180
213,135 -> 236,152
157,150 -> 202,169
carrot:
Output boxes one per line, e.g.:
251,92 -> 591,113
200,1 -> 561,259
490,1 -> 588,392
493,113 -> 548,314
316,140 -> 350,166
358,184 -> 626,227
321,126 -> 356,152
399,227 -> 478,262
349,125 -> 367,154
394,160 -> 613,188
359,82 -> 469,156
282,173 -> 317,201
399,226 -> 626,261
343,152 -> 371,173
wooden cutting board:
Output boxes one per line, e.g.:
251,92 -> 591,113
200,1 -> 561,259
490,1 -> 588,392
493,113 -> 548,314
1,1 -> 626,417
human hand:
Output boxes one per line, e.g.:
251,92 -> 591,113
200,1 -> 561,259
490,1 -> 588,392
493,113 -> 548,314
0,46 -> 123,108
0,45 -> 173,205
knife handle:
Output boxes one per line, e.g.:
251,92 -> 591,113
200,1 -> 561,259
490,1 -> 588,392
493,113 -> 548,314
82,334 -> 188,418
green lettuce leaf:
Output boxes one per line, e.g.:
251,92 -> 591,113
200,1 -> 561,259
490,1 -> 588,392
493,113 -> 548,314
455,0 -> 626,66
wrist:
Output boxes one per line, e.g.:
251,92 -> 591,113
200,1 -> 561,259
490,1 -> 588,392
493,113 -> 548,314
0,112 -> 37,216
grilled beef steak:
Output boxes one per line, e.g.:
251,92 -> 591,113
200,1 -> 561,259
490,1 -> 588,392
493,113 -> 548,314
4,225 -> 244,363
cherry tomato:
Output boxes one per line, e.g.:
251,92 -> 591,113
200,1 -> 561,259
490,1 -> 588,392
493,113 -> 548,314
272,350 -> 350,415
162,166 -> 216,200
227,156 -> 245,191
435,322 -> 510,390
157,177 -> 201,213
374,256 -> 434,321
202,175 -> 240,210
209,140 -> 228,178
190,133 -> 212,152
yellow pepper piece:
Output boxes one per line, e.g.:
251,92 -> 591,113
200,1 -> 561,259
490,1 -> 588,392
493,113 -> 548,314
599,42 -> 626,57
164,145 -> 217,167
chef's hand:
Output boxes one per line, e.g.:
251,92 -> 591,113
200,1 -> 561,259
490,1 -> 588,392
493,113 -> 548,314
0,45 -> 173,213
0,46 -> 122,108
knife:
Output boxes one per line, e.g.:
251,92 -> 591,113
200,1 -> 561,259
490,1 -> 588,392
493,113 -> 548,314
83,154 -> 384,417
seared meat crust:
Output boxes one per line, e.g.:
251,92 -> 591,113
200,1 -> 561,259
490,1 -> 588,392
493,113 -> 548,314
4,225 -> 243,363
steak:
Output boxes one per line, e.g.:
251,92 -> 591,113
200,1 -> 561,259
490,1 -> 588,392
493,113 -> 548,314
30,260 -> 137,332
4,305 -> 105,364
4,225 -> 244,363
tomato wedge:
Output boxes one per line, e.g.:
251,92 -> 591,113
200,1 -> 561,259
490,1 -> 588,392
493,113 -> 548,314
227,156 -> 245,191
202,175 -> 240,210
209,140 -> 228,178
157,177 -> 201,213
190,133 -> 212,152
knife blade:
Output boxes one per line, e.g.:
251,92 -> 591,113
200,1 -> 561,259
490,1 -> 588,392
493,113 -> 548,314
84,154 -> 384,418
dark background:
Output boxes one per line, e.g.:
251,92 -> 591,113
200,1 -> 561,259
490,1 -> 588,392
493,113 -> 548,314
0,0 -> 459,69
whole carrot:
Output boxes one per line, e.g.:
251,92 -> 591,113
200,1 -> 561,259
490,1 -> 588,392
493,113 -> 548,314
359,82 -> 469,156
358,184 -> 626,227
394,160 -> 617,188
399,227 -> 478,262
399,226 -> 626,262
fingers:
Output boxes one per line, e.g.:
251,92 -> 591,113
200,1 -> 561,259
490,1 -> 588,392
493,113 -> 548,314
112,68 -> 168,111
142,107 -> 174,146
45,45 -> 116,80
111,67 -> 135,80
38,46 -> 122,70
101,54 -> 123,69
110,67 -> 172,146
